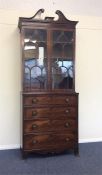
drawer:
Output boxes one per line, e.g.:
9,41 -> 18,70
24,107 -> 51,119
23,95 -> 77,106
24,119 -> 77,133
24,133 -> 75,150
51,107 -> 77,118
23,95 -> 51,106
51,95 -> 77,106
24,106 -> 77,119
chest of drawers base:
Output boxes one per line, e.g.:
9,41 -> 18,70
22,92 -> 79,158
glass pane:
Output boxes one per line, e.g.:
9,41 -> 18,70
52,59 -> 73,89
23,29 -> 47,91
52,30 -> 74,90
52,31 -> 73,59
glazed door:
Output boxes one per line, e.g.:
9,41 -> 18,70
51,30 -> 75,90
23,28 -> 48,91
22,28 -> 75,92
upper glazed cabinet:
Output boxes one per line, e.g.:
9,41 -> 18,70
18,9 -> 78,92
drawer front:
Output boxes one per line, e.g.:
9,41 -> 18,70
24,119 -> 77,133
24,133 -> 75,150
23,96 -> 51,106
51,107 -> 77,118
24,106 -> 77,119
24,107 -> 51,119
23,95 -> 77,106
51,95 -> 77,106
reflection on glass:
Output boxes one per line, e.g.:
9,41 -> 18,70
38,47 -> 44,66
52,30 -> 74,90
23,29 -> 47,90
24,58 -> 47,90
52,59 -> 73,89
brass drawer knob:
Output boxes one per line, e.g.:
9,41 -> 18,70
32,111 -> 37,116
65,122 -> 69,127
65,98 -> 69,102
66,138 -> 70,142
65,110 -> 69,113
32,98 -> 38,103
32,140 -> 37,144
32,124 -> 38,129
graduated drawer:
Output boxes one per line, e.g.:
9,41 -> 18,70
51,107 -> 77,118
52,95 -> 77,106
23,95 -> 51,106
24,133 -> 75,150
24,119 -> 77,133
24,107 -> 51,119
24,107 -> 77,119
23,95 -> 77,106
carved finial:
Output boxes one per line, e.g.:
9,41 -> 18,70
30,9 -> 44,20
55,10 -> 68,22
18,9 -> 45,29
55,10 -> 78,25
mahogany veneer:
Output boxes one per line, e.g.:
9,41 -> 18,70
18,9 -> 79,158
